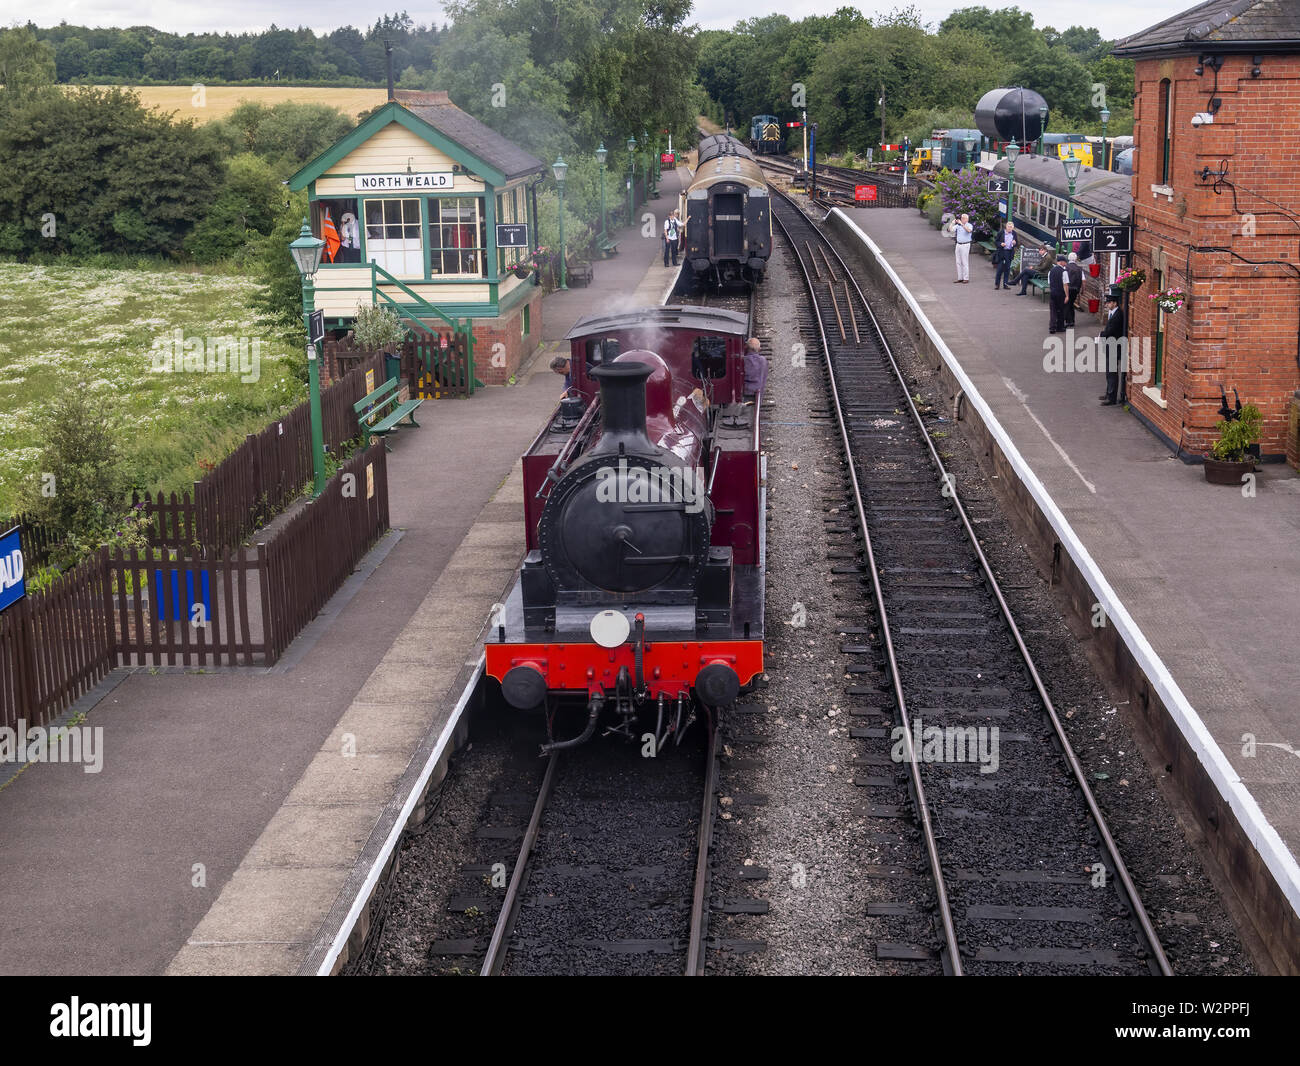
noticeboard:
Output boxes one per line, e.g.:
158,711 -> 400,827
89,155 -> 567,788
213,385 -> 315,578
855,185 -> 878,202
0,526 -> 25,613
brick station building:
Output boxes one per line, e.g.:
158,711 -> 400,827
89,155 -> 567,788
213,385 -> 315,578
288,89 -> 546,387
1114,0 -> 1300,467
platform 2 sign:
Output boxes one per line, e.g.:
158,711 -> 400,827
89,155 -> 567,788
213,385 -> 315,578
1095,225 -> 1132,253
855,185 -> 878,202
495,224 -> 529,248
0,526 -> 25,613
987,178 -> 1010,193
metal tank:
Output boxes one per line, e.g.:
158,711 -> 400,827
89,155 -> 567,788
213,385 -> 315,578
975,87 -> 1049,145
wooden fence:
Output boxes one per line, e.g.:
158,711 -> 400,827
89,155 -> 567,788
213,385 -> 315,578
0,444 -> 390,726
135,351 -> 386,554
322,329 -> 472,399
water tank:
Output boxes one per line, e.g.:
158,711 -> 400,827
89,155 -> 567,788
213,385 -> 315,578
975,87 -> 1049,144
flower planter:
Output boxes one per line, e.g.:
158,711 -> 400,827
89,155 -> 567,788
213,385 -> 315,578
1088,262 -> 1100,277
1204,458 -> 1256,485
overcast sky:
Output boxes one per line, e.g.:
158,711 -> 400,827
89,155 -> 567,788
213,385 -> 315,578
8,1 -> 1182,41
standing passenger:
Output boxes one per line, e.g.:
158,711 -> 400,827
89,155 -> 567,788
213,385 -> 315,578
953,213 -> 973,283
1064,252 -> 1084,327
1048,258 -> 1067,334
993,222 -> 1017,290
663,211 -> 680,267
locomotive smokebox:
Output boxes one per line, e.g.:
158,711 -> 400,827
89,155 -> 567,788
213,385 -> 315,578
590,361 -> 655,458
975,87 -> 1049,145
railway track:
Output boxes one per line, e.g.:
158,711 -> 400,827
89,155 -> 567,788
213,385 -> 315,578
769,189 -> 1172,976
477,718 -> 721,976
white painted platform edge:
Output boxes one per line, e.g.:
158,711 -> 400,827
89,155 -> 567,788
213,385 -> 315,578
315,650 -> 486,976
834,207 -> 1300,918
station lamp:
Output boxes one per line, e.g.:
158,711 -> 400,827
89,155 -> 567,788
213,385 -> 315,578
595,142 -> 608,241
289,220 -> 327,497
553,155 -> 569,291
1099,107 -> 1111,170
1005,139 -> 1020,225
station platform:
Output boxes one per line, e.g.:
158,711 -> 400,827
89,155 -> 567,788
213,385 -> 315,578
0,172 -> 689,976
840,205 -> 1300,926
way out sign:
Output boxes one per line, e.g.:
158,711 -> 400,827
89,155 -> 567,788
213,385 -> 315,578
1058,216 -> 1099,243
0,526 -> 25,612
855,185 -> 878,202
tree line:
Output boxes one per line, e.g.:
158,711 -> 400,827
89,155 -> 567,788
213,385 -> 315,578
24,13 -> 436,86
697,5 -> 1135,154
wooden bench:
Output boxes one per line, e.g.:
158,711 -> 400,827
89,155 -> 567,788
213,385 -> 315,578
565,255 -> 594,287
596,234 -> 620,258
353,377 -> 423,449
976,239 -> 996,257
1028,276 -> 1050,300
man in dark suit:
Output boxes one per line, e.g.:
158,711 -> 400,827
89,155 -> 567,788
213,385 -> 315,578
1098,292 -> 1126,405
1048,259 -> 1067,334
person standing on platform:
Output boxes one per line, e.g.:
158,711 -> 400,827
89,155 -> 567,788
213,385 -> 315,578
993,221 -> 1018,290
663,210 -> 680,267
743,337 -> 768,400
1064,252 -> 1084,327
953,213 -> 973,283
1048,258 -> 1067,333
1098,293 -> 1127,406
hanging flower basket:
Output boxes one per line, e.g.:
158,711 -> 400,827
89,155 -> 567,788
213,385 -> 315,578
1150,286 -> 1186,314
1115,267 -> 1147,293
511,264 -> 534,280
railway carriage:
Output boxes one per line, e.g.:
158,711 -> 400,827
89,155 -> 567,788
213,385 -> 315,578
486,306 -> 766,752
681,135 -> 772,287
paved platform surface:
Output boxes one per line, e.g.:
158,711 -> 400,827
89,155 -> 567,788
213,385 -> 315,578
845,206 -> 1300,864
0,172 -> 689,976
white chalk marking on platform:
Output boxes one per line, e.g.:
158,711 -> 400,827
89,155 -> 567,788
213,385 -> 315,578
1001,377 -> 1096,494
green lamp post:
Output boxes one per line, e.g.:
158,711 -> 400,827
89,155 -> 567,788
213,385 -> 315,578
1039,104 -> 1049,155
553,154 -> 568,291
289,219 -> 327,497
1005,138 -> 1020,227
1060,155 -> 1082,254
642,128 -> 653,198
595,142 -> 608,242
1100,106 -> 1111,170
626,135 -> 636,220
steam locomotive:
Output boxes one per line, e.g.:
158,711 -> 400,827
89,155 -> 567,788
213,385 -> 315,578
485,306 -> 766,752
681,134 -> 772,287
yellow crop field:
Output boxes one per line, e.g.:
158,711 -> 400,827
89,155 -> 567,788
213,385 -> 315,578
88,85 -> 388,123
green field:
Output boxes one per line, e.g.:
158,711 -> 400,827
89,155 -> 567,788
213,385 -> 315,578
0,263 -> 304,516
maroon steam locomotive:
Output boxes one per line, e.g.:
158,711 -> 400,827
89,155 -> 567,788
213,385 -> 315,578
485,306 -> 766,752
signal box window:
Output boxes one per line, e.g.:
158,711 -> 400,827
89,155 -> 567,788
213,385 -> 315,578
365,198 -> 422,276
431,197 -> 487,276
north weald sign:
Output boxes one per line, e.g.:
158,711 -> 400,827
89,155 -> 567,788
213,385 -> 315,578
354,172 -> 454,191
0,526 -> 25,613
1058,216 -> 1100,243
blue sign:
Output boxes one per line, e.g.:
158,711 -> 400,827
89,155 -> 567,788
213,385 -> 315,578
0,526 -> 25,612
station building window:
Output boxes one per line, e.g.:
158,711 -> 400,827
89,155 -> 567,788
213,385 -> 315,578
312,197 -> 362,264
365,197 -> 423,275
431,197 -> 487,276
1158,79 -> 1173,185
1153,268 -> 1165,385
496,187 -> 526,274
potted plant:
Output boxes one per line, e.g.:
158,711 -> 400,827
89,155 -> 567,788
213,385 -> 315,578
1115,266 -> 1147,293
1204,402 -> 1263,484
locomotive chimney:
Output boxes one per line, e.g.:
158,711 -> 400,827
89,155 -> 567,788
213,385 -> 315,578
590,361 -> 655,456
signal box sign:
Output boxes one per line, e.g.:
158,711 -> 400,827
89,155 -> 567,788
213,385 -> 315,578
0,526 -> 25,613
855,185 -> 878,202
496,223 -> 529,248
